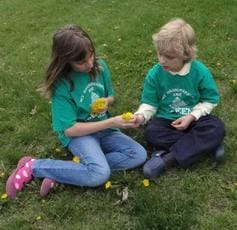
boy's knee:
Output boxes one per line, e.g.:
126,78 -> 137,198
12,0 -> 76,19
144,127 -> 158,145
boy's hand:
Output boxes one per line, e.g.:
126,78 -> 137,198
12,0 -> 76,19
132,114 -> 145,127
171,114 -> 195,130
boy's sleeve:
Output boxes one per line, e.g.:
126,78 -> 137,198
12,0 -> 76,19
198,68 -> 220,104
141,72 -> 159,107
191,102 -> 217,120
134,103 -> 157,124
191,66 -> 219,120
51,81 -> 78,132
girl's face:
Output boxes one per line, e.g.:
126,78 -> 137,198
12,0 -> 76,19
70,52 -> 94,73
157,52 -> 185,72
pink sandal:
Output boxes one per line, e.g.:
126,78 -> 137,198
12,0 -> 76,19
40,178 -> 56,197
6,156 -> 35,199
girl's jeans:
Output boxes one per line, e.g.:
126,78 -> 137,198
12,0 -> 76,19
32,130 -> 147,187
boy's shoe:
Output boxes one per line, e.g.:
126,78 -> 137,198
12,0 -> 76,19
213,144 -> 225,162
6,156 -> 34,199
151,150 -> 167,158
143,152 -> 166,179
40,178 -> 56,197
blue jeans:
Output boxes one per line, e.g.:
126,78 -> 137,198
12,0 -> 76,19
32,130 -> 147,187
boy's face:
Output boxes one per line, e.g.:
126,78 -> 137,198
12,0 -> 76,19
157,52 -> 185,72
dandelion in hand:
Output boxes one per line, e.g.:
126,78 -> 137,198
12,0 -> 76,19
91,98 -> 106,114
122,112 -> 133,120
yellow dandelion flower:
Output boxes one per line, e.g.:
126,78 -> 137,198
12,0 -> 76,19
0,172 -> 5,178
1,193 -> 8,199
143,179 -> 150,187
234,182 -> 237,187
230,79 -> 236,84
122,112 -> 133,121
72,156 -> 80,163
105,181 -> 112,189
36,216 -> 42,221
55,148 -> 61,153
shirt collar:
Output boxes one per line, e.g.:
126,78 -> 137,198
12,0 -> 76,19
169,62 -> 191,76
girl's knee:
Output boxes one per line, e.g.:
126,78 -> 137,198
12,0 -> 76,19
125,146 -> 147,169
86,165 -> 111,187
136,147 -> 147,165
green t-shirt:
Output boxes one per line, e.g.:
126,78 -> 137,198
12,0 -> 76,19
141,60 -> 219,120
51,59 -> 114,146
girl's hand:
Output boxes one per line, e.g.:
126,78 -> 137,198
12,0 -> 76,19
111,115 -> 137,129
99,96 -> 114,113
100,97 -> 109,113
91,97 -> 114,114
171,114 -> 195,130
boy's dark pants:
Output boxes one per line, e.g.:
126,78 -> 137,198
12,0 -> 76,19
144,115 -> 225,168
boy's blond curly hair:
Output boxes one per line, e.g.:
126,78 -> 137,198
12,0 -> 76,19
152,18 -> 197,62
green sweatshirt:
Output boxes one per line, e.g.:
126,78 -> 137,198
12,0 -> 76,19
141,60 -> 219,120
51,59 -> 114,146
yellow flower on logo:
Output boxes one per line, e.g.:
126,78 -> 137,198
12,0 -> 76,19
72,156 -> 80,163
143,179 -> 150,187
122,112 -> 133,120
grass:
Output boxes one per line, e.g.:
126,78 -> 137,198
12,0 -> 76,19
0,0 -> 237,229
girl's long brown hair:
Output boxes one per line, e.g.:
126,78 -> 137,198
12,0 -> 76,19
41,25 -> 100,97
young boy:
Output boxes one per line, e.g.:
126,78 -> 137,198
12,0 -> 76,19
133,18 -> 225,179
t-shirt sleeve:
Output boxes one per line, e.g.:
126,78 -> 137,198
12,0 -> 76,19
141,71 -> 159,107
199,67 -> 220,104
51,81 -> 77,132
99,59 -> 115,97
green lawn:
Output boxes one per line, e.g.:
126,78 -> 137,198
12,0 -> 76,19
0,0 -> 237,229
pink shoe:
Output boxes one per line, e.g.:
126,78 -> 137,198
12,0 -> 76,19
6,156 -> 34,199
40,178 -> 56,197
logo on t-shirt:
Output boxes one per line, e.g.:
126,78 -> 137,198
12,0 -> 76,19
163,88 -> 193,116
169,97 -> 191,115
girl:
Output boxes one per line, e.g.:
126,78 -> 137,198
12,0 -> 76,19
132,18 -> 225,179
6,25 -> 147,198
